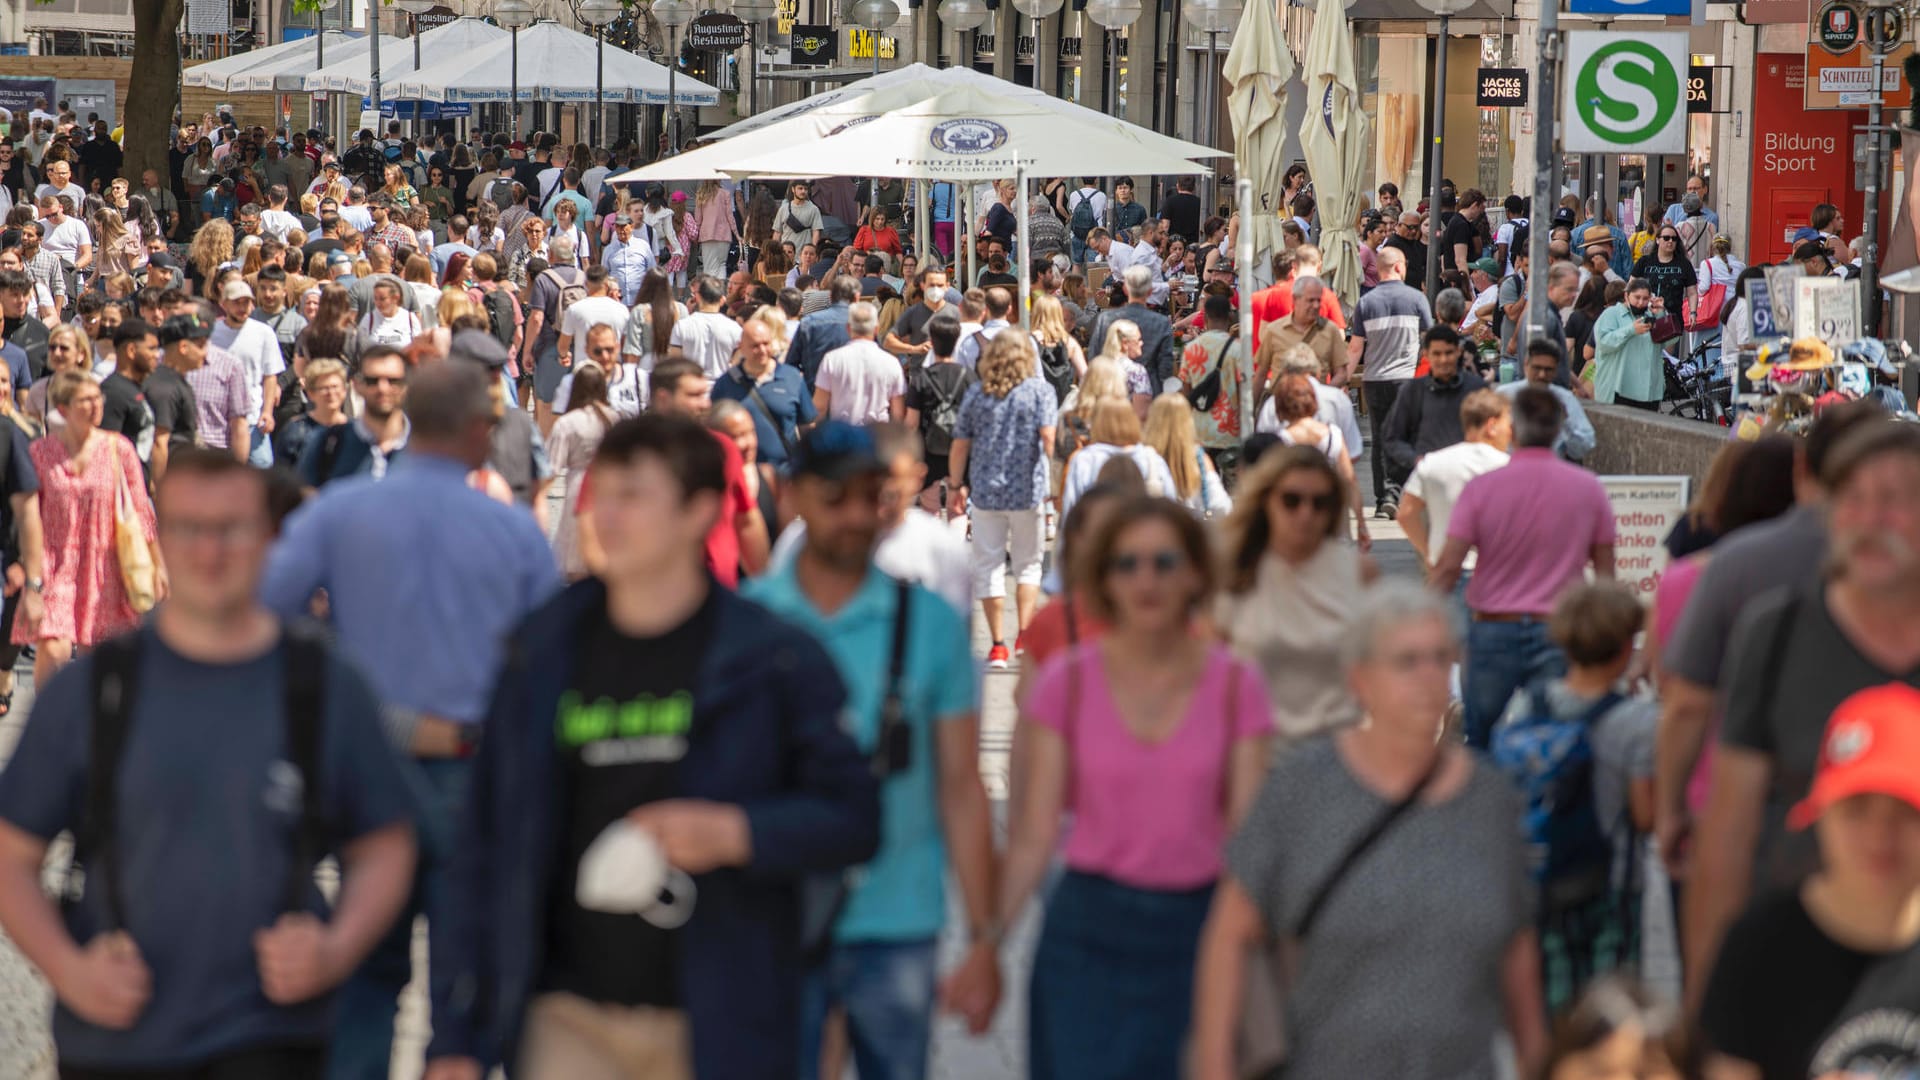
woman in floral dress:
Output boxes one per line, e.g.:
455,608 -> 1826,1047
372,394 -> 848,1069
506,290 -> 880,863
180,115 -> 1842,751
20,371 -> 162,689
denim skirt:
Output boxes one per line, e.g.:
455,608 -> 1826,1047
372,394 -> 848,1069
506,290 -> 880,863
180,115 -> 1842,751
1029,870 -> 1215,1080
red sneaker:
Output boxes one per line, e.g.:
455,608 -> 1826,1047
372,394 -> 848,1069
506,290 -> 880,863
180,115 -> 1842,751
987,643 -> 1011,669
1014,634 -> 1026,657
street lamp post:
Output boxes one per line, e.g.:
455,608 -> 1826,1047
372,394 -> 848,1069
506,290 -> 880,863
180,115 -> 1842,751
1182,0 -> 1240,221
495,0 -> 536,140
395,0 -> 436,136
731,0 -> 778,125
1416,0 -> 1472,301
313,0 -> 339,135
937,0 -> 988,69
846,0 -> 900,206
368,0 -> 384,130
655,0 -> 694,155
1011,0 -> 1063,86
1085,0 -> 1141,232
578,0 -> 622,149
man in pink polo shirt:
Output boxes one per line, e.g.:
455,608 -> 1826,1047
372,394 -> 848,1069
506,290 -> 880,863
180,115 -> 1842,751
1430,385 -> 1617,748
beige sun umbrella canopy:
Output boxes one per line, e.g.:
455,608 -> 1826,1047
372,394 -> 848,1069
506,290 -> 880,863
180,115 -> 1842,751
1298,0 -> 1369,308
184,31 -> 359,92
714,85 -> 1213,181
1223,0 -> 1297,288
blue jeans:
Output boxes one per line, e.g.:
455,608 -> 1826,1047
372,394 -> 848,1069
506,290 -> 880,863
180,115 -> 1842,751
796,938 -> 938,1080
248,426 -> 273,468
327,758 -> 471,1080
1463,618 -> 1566,750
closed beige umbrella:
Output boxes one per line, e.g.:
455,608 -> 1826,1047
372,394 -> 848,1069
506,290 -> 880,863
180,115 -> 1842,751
1298,0 -> 1368,310
1222,0 -> 1296,288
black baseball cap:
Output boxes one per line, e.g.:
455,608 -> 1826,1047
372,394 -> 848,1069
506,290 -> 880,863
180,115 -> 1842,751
158,311 -> 213,346
787,421 -> 886,482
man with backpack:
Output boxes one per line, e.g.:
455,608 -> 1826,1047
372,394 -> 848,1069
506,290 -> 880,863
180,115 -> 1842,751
904,309 -> 977,502
1065,178 -> 1106,267
882,267 -> 955,360
1490,580 -> 1655,1014
953,286 -> 1013,371
745,420 -> 998,1080
1493,195 -> 1529,277
522,234 -> 587,437
0,449 -> 419,1080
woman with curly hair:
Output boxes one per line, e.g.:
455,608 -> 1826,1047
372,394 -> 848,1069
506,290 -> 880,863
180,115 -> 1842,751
186,217 -> 234,297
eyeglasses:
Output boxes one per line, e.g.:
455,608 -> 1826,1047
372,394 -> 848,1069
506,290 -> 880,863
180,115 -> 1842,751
1275,489 -> 1337,513
1380,646 -> 1456,673
1106,549 -> 1185,577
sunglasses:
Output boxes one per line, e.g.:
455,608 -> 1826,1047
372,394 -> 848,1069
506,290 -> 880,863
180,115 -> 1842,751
1275,490 -> 1337,513
1659,235 -> 1679,242
358,374 -> 406,387
1106,549 -> 1185,577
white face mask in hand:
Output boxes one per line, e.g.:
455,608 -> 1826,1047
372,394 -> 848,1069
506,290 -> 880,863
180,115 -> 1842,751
575,820 -> 697,930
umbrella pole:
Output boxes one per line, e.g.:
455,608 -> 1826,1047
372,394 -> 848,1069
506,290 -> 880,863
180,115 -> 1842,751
1016,160 -> 1030,332
1423,13 -> 1447,303
916,180 -> 928,268
1237,176 -> 1254,439
510,27 -> 520,141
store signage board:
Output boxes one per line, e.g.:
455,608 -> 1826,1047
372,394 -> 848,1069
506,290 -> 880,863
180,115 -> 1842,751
1600,477 -> 1690,597
1563,31 -> 1689,154
689,14 -> 749,50
1805,2 -> 1913,110
1793,276 -> 1862,345
1477,67 -> 1529,106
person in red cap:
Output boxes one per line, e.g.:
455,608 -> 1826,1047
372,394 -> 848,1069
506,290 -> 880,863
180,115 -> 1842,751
1699,682 -> 1920,1080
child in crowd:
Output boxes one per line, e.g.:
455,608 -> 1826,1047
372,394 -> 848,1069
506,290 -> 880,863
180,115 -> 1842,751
1494,581 -> 1656,1013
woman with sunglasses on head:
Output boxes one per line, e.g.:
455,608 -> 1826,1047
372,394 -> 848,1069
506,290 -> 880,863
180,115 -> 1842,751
418,165 -> 454,237
1630,222 -> 1696,347
1002,496 -> 1272,1080
1193,580 -> 1546,1080
1214,446 -> 1377,756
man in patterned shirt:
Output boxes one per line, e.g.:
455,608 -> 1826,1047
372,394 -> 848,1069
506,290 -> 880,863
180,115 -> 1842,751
366,194 -> 416,256
168,305 -> 250,459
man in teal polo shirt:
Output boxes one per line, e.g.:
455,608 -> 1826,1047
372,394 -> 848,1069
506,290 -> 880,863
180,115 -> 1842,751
745,420 -> 999,1079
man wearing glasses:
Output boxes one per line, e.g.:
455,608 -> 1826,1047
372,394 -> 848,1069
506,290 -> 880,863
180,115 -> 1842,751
297,346 -> 412,489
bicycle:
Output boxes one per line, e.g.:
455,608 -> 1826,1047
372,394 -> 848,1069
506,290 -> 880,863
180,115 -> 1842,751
1663,331 -> 1733,426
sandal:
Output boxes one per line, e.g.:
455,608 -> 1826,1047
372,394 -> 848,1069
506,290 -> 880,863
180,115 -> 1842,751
0,687 -> 16,717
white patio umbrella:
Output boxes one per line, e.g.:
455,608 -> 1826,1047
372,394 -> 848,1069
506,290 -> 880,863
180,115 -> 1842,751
392,20 -> 720,106
1298,0 -> 1368,309
1223,0 -> 1295,289
184,32 -> 358,91
228,32 -> 407,93
302,17 -> 507,95
702,61 -> 1223,159
716,86 -> 1212,182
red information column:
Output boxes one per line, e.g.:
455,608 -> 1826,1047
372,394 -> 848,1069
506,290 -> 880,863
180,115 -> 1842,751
1749,56 -> 1864,266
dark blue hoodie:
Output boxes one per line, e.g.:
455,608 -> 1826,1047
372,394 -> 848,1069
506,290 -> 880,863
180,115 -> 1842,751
429,577 -> 880,1076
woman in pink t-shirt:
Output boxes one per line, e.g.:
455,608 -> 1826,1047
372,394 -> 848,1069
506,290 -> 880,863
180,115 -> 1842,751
1002,497 -> 1272,1080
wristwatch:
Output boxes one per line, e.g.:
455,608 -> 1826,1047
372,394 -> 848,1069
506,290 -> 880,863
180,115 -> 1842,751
25,578 -> 41,593
969,919 -> 1005,950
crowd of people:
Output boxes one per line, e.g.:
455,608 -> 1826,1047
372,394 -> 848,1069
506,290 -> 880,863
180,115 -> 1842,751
0,104 -> 1911,1080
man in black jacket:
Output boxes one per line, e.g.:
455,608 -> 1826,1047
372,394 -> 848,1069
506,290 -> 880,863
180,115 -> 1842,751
1089,265 -> 1178,386
1382,324 -> 1488,480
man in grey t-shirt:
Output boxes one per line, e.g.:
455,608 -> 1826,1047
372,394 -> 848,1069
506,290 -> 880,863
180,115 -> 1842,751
1343,246 -> 1432,516
1676,411 -> 1909,1012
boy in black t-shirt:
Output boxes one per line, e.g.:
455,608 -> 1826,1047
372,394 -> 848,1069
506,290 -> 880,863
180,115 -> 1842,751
1702,684 -> 1920,1080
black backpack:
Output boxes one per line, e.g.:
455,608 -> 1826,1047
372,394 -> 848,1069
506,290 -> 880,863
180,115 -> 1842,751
71,629 -> 329,930
1505,219 -> 1530,270
915,363 -> 974,456
481,288 -> 518,351
1037,339 -> 1075,405
1069,189 -> 1099,239
1183,330 -> 1235,412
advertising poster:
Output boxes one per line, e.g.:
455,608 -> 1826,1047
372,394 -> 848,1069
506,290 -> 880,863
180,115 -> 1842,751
1601,476 -> 1691,598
